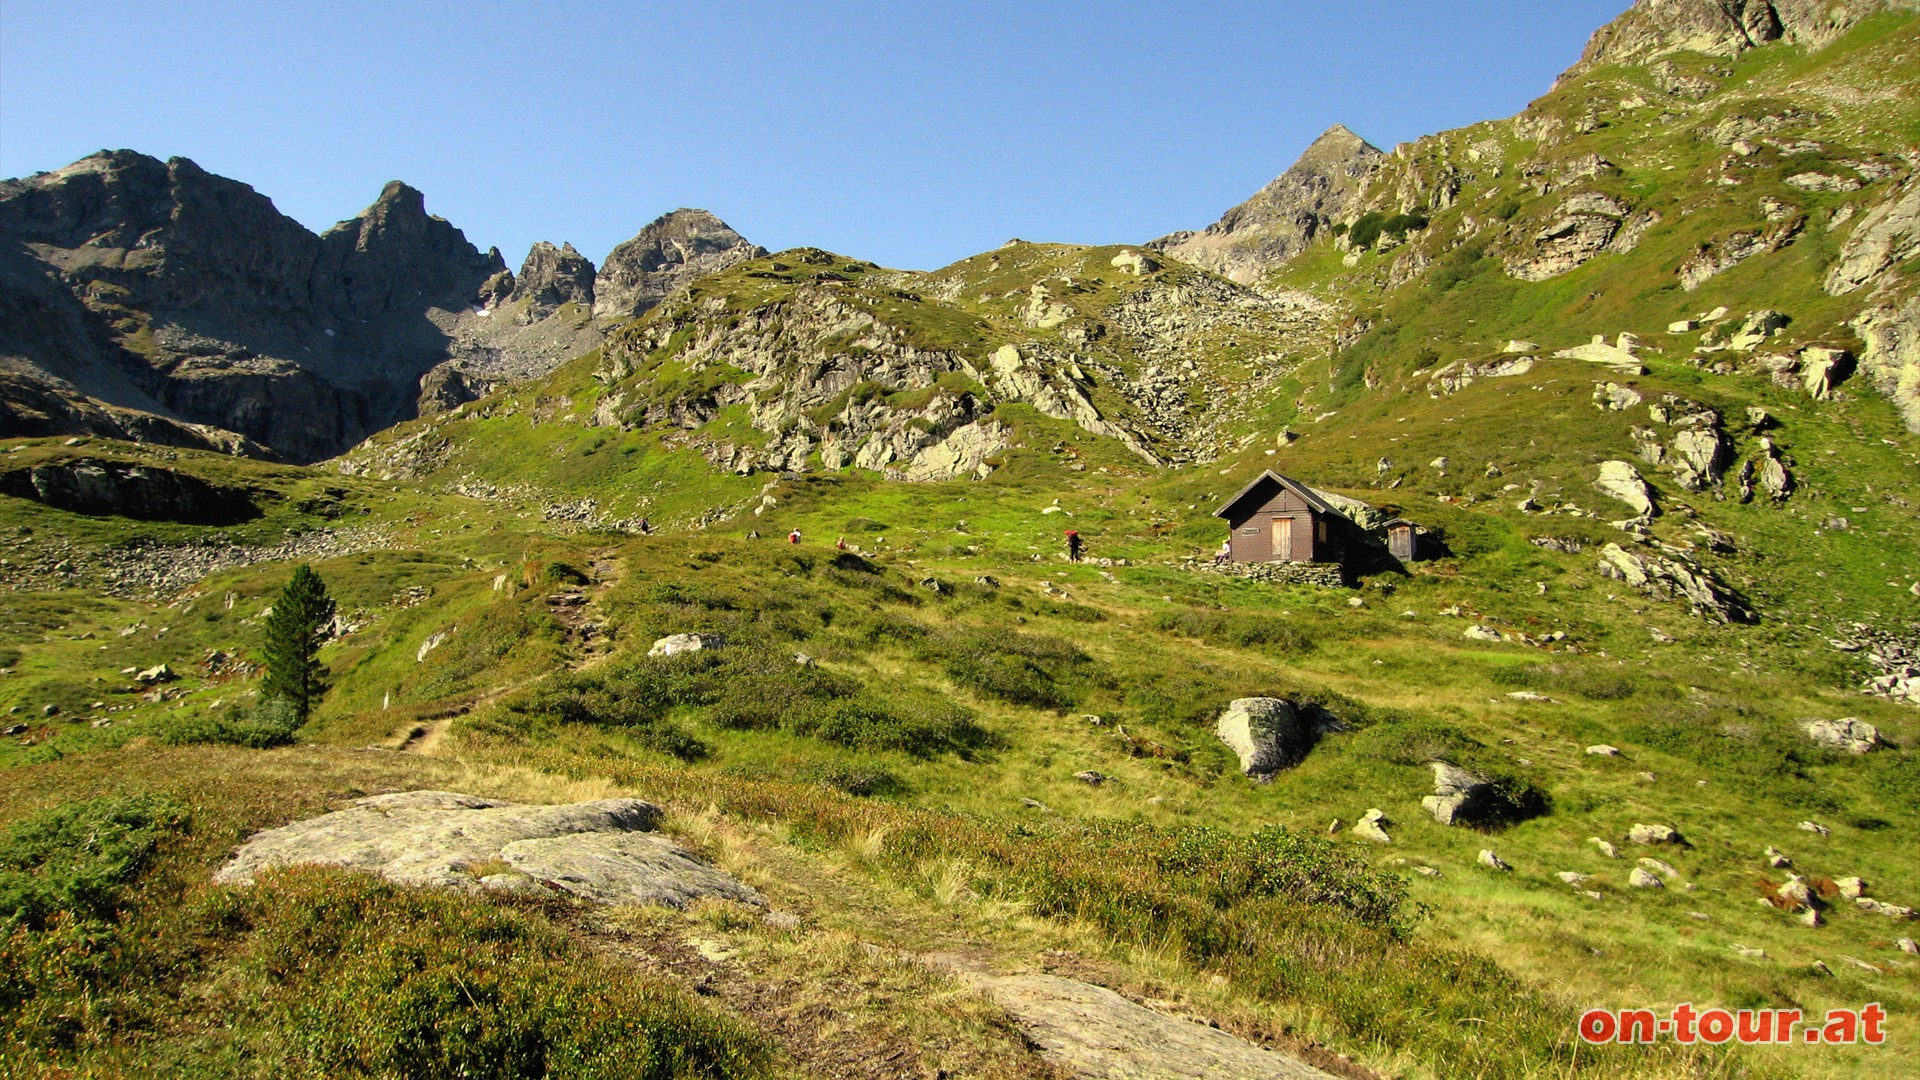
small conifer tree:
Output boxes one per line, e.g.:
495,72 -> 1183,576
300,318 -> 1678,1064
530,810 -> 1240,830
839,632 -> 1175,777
261,563 -> 335,722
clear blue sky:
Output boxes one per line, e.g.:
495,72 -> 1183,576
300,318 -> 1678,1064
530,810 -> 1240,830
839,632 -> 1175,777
1,1 -> 1629,271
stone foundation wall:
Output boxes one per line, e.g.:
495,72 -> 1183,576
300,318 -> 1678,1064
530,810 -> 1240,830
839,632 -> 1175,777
1182,559 -> 1348,588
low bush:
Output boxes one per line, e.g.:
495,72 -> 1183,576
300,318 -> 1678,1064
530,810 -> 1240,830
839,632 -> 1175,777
157,697 -> 302,750
232,868 -> 776,1079
0,794 -> 189,931
917,628 -> 1109,711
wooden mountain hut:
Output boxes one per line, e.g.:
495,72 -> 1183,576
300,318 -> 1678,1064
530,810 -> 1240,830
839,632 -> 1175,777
1212,470 -> 1359,565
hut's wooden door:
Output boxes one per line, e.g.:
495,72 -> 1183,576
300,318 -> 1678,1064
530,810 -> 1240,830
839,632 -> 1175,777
1273,516 -> 1294,561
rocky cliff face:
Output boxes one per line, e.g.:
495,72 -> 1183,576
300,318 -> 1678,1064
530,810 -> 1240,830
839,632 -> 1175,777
0,152 -> 506,460
593,209 -> 766,322
1562,0 -> 1918,82
1150,125 -> 1384,284
0,153 -> 762,459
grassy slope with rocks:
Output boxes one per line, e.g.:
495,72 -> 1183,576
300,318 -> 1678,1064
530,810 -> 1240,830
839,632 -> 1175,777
4,7 -> 1920,1080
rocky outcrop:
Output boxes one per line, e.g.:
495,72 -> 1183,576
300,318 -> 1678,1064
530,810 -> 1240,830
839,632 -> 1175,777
1597,543 -> 1755,622
1562,0 -> 1917,84
1851,291 -> 1920,431
1594,460 -> 1658,517
593,208 -> 765,322
1505,193 -> 1640,281
213,790 -> 764,909
1215,697 -> 1323,778
1151,125 -> 1385,283
0,458 -> 258,523
1827,175 -> 1920,296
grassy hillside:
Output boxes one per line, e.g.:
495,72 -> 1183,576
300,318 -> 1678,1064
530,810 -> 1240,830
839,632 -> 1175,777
4,10 -> 1919,1080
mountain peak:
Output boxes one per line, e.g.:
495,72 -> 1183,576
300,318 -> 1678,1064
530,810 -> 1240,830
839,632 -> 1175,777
1149,125 -> 1384,283
592,208 -> 765,321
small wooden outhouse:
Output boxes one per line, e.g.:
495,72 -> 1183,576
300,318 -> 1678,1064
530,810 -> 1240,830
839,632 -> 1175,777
1384,518 -> 1419,562
1212,470 -> 1356,565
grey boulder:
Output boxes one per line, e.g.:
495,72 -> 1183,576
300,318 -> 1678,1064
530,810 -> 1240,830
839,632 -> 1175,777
213,790 -> 762,909
1215,697 -> 1329,778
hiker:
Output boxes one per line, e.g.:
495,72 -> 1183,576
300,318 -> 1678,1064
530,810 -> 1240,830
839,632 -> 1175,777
1214,539 -> 1231,565
835,536 -> 847,552
788,528 -> 802,545
638,517 -> 651,535
1065,529 -> 1082,562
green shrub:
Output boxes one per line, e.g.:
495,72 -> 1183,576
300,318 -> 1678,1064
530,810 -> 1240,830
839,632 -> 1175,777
0,795 -> 189,931
158,698 -> 302,749
236,868 -> 775,1079
921,628 -> 1107,711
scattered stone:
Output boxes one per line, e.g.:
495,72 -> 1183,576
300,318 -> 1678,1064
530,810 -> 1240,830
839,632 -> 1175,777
1627,823 -> 1685,846
1668,320 -> 1698,333
1809,960 -> 1833,977
1353,808 -> 1392,844
1857,898 -> 1917,919
1326,818 -> 1342,835
1107,249 -> 1159,275
1,723 -> 24,736
1835,877 -> 1867,899
1074,771 -> 1107,786
1637,857 -> 1678,879
1732,944 -> 1768,959
1628,867 -> 1664,889
1463,625 -> 1503,642
1414,865 -> 1442,878
1800,717 -> 1886,755
1478,849 -> 1512,872
1778,876 -> 1820,910
212,791 -> 762,909
1897,938 -> 1918,955
1593,382 -> 1644,411
1556,871 -> 1593,885
1765,847 -> 1792,869
647,633 -> 725,658
1505,691 -> 1554,703
1590,837 -> 1621,859
40,704 -> 59,717
1798,820 -> 1831,836
1586,745 -> 1621,757
1346,596 -> 1365,608
1020,797 -> 1052,812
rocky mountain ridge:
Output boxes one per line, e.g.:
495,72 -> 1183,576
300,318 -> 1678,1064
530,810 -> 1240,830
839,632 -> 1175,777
0,151 -> 760,461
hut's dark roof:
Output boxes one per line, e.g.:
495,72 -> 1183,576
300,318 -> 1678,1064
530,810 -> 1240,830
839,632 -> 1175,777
1212,471 -> 1349,522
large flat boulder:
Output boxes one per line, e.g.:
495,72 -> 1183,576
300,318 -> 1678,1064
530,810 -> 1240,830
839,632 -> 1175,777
213,790 -> 762,909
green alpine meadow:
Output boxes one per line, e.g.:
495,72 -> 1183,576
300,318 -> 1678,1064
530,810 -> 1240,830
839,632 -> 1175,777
2,3 -> 1917,1077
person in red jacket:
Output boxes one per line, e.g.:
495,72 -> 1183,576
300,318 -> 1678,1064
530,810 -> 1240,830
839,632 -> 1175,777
1065,529 -> 1082,562
788,528 -> 802,545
